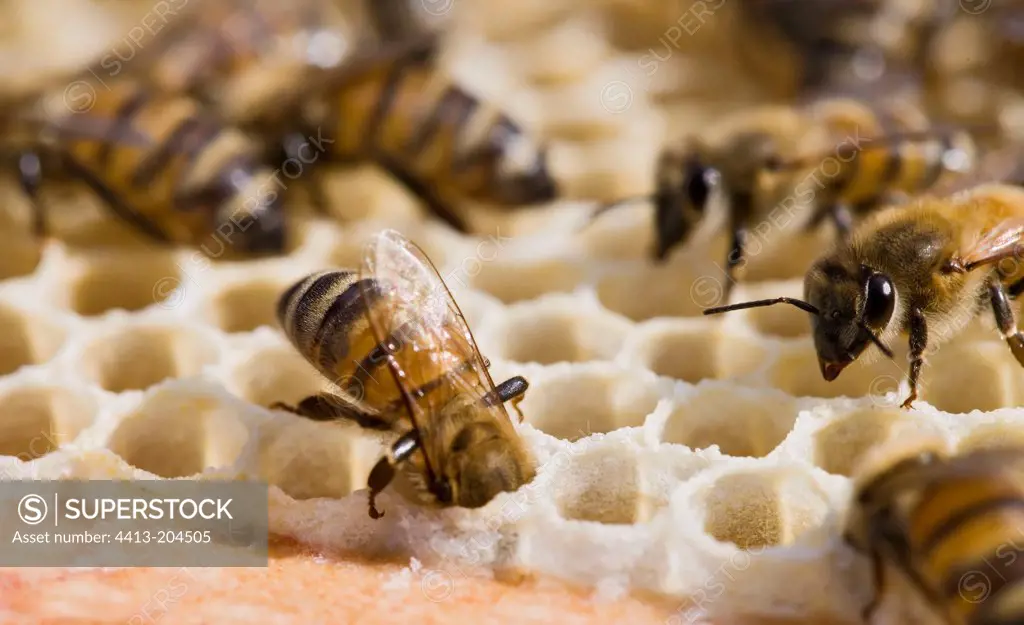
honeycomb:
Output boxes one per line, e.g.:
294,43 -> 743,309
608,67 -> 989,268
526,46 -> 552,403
4,1 -> 1024,624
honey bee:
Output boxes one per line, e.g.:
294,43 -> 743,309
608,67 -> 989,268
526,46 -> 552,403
844,444 -> 1024,624
267,32 -> 559,232
273,229 -> 536,518
591,96 -> 975,299
702,183 -> 1024,410
2,77 -> 286,254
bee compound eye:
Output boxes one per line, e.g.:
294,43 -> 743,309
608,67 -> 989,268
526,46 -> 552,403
863,273 -> 896,326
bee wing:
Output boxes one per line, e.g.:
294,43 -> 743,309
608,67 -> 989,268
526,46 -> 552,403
358,229 -> 515,479
959,217 -> 1024,270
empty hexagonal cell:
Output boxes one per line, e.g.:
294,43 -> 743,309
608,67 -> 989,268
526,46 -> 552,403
521,367 -> 662,441
769,342 -> 908,400
596,258 -> 730,322
491,302 -> 629,365
76,325 -> 221,393
466,258 -> 585,304
0,236 -> 41,280
108,390 -> 250,478
700,468 -> 831,550
256,416 -> 372,501
552,444 -> 644,525
203,276 -> 295,334
59,250 -> 184,316
813,408 -> 904,477
222,343 -> 325,409
630,324 -> 769,384
0,303 -> 68,376
920,340 -> 1021,414
0,386 -> 98,460
662,387 -> 797,458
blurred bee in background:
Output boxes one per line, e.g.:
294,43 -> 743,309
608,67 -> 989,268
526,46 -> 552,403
703,183 -> 1024,410
267,32 -> 559,233
844,444 -> 1024,624
590,96 -> 976,299
0,77 -> 286,254
274,229 -> 535,518
735,0 -> 958,96
85,0 -> 553,232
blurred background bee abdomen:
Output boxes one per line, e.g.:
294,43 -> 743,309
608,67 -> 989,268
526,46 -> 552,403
290,35 -> 559,233
8,78 -> 286,255
846,446 -> 1024,625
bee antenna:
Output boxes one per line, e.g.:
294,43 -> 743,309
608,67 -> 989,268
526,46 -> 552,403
857,321 -> 895,359
703,297 -> 820,316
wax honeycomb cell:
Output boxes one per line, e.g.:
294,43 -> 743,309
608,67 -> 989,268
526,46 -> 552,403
661,386 -> 798,458
3,4 -> 1022,624
72,323 -> 223,393
0,384 -> 98,460
106,385 -> 252,478
518,364 -> 664,441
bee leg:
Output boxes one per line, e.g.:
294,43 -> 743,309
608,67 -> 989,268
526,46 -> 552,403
305,172 -> 332,217
376,157 -> 469,233
859,549 -> 885,623
17,151 -> 46,237
901,307 -> 928,410
804,203 -> 853,238
723,225 -> 747,301
270,393 -> 393,430
830,203 -> 854,238
989,280 -> 1024,367
366,429 -> 420,519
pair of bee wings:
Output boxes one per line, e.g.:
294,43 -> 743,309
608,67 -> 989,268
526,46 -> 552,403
357,229 -> 516,474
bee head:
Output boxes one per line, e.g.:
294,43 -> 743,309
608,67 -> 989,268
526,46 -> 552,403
702,261 -> 895,381
489,141 -> 558,207
653,149 -> 720,260
805,261 -> 896,381
229,190 -> 287,255
438,420 -> 533,509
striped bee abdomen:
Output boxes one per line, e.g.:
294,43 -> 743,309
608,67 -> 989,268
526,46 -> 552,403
910,474 -> 1024,625
277,268 -> 486,415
